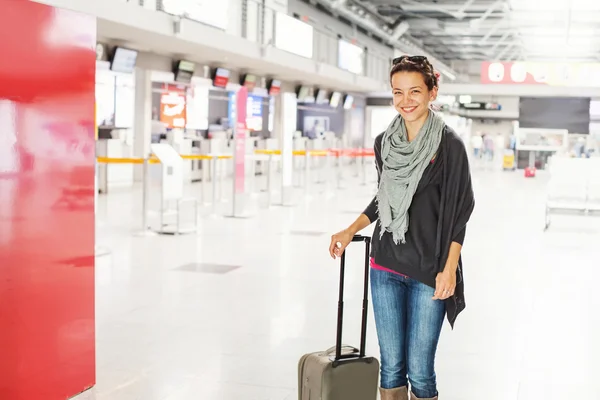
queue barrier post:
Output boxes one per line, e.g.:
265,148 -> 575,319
249,155 -> 257,196
325,151 -> 333,196
304,151 -> 311,195
141,157 -> 150,231
202,158 -> 209,205
266,152 -> 273,207
211,155 -> 218,216
336,150 -> 343,190
360,149 -> 368,186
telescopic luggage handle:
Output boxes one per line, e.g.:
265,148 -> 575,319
335,235 -> 371,363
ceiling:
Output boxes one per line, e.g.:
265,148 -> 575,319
316,0 -> 600,63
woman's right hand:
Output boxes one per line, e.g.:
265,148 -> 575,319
329,229 -> 354,259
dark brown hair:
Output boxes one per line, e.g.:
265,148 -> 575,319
390,56 -> 439,91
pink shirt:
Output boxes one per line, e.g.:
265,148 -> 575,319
370,257 -> 408,278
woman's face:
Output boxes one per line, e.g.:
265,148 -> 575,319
391,71 -> 437,123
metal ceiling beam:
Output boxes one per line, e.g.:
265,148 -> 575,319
391,21 -> 410,41
421,37 -> 516,44
478,21 -> 505,45
400,0 -> 463,19
457,0 -> 478,16
403,18 -> 505,32
317,0 -> 460,79
487,29 -> 512,54
400,2 -> 508,13
495,43 -> 515,60
469,0 -> 504,26
506,48 -> 522,61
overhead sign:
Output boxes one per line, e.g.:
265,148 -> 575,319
481,61 -> 600,87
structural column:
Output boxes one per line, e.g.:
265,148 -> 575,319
0,2 -> 96,399
273,91 -> 297,206
133,67 -> 152,181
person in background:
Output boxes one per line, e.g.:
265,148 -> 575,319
483,133 -> 495,161
470,132 -> 483,158
574,137 -> 586,158
509,133 -> 517,151
329,56 -> 475,400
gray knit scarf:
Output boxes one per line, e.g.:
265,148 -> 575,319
377,110 -> 445,244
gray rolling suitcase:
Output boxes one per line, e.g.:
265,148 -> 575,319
298,235 -> 380,400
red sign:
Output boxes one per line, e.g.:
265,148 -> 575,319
268,79 -> 281,96
480,61 -> 600,87
213,68 -> 230,88
234,86 -> 248,194
481,62 -> 541,84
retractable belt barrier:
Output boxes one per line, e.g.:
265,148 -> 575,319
96,148 -> 375,226
96,155 -> 233,164
96,149 -> 373,166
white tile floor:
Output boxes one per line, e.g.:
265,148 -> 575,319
79,164 -> 600,400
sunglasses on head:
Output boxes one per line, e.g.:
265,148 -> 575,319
392,55 -> 428,65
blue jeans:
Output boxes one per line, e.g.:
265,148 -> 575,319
371,268 -> 446,398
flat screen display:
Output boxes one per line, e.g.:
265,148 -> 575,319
274,13 -> 313,58
241,73 -> 257,90
268,79 -> 281,96
315,89 -> 329,105
228,92 -> 263,132
213,67 -> 230,88
330,92 -> 342,108
297,86 -> 315,103
338,40 -> 364,75
110,47 -> 138,74
174,60 -> 195,84
246,94 -> 263,131
343,94 -> 354,110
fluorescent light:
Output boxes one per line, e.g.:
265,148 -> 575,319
441,70 -> 456,81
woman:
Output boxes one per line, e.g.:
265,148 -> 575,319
329,56 -> 475,400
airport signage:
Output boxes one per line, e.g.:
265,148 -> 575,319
481,61 -> 600,87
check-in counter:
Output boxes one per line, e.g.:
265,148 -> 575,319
96,138 -> 134,193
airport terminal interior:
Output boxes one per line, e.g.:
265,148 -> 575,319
1,0 -> 600,399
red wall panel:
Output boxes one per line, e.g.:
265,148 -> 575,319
0,1 -> 96,399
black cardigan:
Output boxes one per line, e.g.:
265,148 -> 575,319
363,125 -> 475,328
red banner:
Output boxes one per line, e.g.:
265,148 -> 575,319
481,61 -> 542,84
481,61 -> 600,86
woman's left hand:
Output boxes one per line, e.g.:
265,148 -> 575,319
432,269 -> 456,300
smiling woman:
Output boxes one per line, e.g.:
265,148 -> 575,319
329,55 -> 475,400
389,56 -> 440,141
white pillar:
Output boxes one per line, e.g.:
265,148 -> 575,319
273,91 -> 297,206
133,67 -> 152,181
